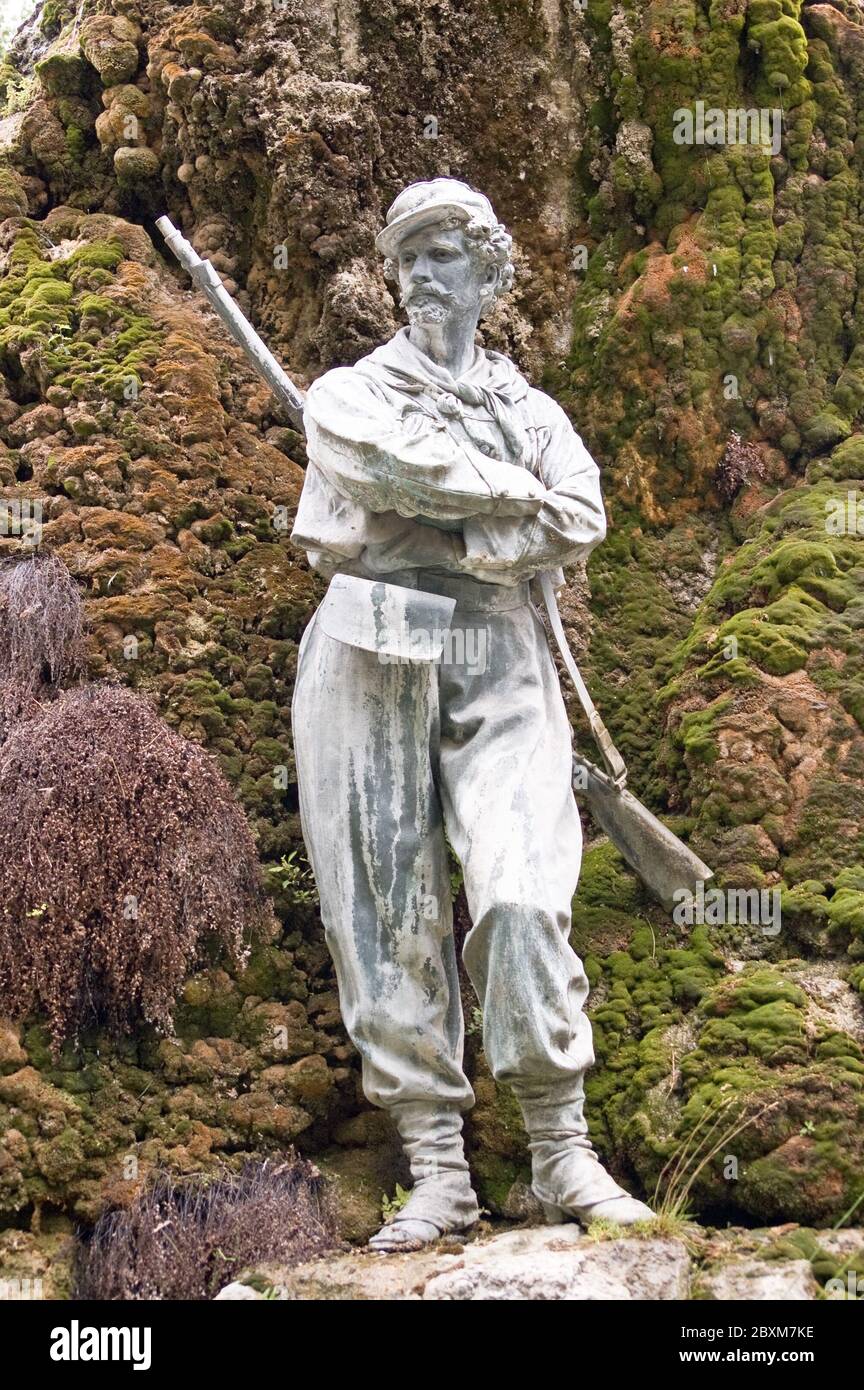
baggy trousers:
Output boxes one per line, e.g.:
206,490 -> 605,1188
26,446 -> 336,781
291,568 -> 595,1119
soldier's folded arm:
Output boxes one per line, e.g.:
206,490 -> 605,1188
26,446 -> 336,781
457,393 -> 607,581
303,368 -> 547,523
289,453 -> 469,575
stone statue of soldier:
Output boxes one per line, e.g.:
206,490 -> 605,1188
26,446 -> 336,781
290,178 -> 654,1251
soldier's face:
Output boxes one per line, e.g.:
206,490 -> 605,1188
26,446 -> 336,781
396,225 -> 496,325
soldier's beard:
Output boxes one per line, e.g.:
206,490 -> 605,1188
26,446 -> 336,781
407,301 -> 448,325
401,287 -> 457,327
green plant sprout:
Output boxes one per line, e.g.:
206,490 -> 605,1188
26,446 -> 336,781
380,1183 -> 411,1221
465,1006 -> 483,1037
266,850 -> 318,905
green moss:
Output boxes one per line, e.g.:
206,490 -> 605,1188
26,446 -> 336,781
803,411 -> 852,450
820,434 -> 864,481
172,973 -> 243,1038
34,1127 -> 86,1184
66,241 -> 125,273
825,877 -> 864,958
656,469 -> 864,882
576,841 -> 645,913
0,228 -> 161,407
570,823 -> 864,1224
36,50 -> 87,97
0,162 -> 28,218
470,1150 -> 530,1214
577,516 -> 733,802
764,1228 -> 864,1288
678,697 -> 733,765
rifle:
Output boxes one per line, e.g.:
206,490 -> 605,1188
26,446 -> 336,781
538,569 -> 714,912
157,216 -> 713,914
154,217 -> 305,430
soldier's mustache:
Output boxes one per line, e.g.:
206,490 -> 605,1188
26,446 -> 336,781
400,286 -> 457,308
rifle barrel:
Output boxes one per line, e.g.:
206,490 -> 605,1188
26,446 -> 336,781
155,216 -> 306,431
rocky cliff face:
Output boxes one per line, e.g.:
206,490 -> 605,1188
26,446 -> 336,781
0,0 -> 863,1283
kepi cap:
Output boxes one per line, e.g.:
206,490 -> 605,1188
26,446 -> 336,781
375,178 -> 499,258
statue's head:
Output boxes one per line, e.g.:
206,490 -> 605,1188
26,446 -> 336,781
376,178 -> 514,326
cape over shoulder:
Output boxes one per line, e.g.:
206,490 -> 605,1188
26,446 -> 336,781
303,362 -> 394,423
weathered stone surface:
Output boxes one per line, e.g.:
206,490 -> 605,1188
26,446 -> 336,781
214,1281 -> 261,1300
220,1222 -> 864,1302
421,1232 -> 690,1301
698,1257 -> 820,1302
222,1227 -> 691,1301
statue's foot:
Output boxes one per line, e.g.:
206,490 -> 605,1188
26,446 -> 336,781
368,1217 -> 446,1254
536,1193 -> 655,1227
532,1144 -> 654,1229
367,1176 -> 480,1255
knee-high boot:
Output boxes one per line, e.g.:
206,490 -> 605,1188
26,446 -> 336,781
368,1101 -> 480,1253
513,1077 -> 655,1226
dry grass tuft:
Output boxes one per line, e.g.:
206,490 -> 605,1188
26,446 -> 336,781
73,1157 -> 343,1300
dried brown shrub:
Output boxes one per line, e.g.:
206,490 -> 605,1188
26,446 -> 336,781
0,682 -> 275,1054
73,1157 -> 343,1300
0,551 -> 84,734
716,431 -> 768,501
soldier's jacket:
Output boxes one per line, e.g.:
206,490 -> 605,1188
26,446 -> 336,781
290,325 -> 607,587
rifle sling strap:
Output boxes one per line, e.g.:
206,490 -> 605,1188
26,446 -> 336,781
538,569 -> 628,790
